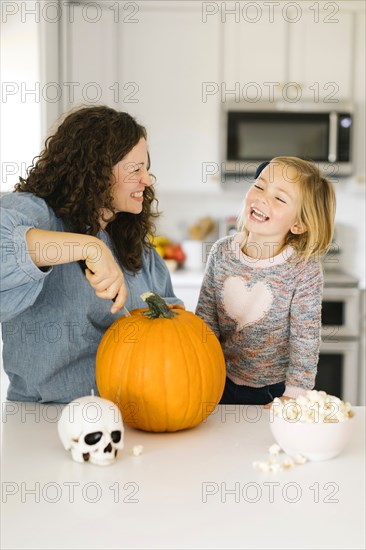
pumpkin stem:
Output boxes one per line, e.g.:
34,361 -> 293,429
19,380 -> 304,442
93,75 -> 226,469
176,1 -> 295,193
140,292 -> 177,319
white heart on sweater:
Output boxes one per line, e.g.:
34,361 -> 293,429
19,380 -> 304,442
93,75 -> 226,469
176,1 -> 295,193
223,277 -> 273,330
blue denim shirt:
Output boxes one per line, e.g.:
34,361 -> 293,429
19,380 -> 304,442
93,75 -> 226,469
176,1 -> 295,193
0,192 -> 182,403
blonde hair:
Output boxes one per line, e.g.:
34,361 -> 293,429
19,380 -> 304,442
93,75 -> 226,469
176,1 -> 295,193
237,157 -> 336,260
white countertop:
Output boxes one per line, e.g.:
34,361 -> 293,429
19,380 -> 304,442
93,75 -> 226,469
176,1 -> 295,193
170,268 -> 205,286
1,403 -> 365,550
171,268 -> 359,288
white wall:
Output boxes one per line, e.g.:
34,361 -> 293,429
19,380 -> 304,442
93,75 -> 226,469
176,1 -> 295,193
0,15 -> 42,400
0,18 -> 42,192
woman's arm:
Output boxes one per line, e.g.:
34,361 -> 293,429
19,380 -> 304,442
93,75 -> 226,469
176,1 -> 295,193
25,228 -> 127,313
25,228 -> 102,267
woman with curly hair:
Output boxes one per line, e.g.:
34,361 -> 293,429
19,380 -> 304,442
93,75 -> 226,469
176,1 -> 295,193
0,105 -> 182,403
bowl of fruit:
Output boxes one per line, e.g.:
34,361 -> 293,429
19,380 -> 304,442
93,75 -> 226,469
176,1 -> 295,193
149,235 -> 186,272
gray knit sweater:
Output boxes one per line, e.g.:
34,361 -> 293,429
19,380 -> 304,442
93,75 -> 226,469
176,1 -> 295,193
195,233 -> 323,398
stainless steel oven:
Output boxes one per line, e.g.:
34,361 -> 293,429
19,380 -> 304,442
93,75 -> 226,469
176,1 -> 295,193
315,270 -> 361,404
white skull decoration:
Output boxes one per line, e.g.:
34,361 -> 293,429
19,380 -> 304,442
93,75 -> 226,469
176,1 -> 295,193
58,396 -> 124,466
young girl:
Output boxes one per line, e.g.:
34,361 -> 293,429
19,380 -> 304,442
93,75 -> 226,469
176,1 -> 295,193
195,157 -> 336,406
0,105 -> 182,403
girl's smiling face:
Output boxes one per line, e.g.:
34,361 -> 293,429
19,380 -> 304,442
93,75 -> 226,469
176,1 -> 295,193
111,137 -> 152,214
244,162 -> 306,247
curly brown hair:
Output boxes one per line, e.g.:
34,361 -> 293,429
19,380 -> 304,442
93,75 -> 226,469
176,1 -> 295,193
14,105 -> 159,272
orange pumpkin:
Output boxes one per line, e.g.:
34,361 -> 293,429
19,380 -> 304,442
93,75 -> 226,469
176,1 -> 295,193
96,292 -> 226,432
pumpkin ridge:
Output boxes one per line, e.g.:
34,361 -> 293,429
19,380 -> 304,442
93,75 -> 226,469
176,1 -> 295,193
162,320 -> 170,431
192,316 -> 224,425
124,320 -> 143,429
194,324 -> 206,427
207,325 -> 225,407
139,319 -> 150,431
145,319 -> 163,432
172,316 -> 192,430
177,316 -> 201,428
108,322 -> 122,413
141,317 -> 168,432
176,313 -> 202,430
112,330 -> 124,414
190,318 -> 210,428
132,318 -> 150,431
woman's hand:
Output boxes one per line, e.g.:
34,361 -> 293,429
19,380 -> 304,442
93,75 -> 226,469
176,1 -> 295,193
83,240 -> 128,314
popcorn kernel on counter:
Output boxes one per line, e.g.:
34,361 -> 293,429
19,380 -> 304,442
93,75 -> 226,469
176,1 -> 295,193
132,445 -> 144,456
269,443 -> 281,455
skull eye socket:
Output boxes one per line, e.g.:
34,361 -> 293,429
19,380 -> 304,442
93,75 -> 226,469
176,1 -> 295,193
84,431 -> 103,445
111,430 -> 122,443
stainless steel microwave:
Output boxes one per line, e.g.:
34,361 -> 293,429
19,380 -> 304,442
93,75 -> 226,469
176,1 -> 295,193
223,101 -> 354,177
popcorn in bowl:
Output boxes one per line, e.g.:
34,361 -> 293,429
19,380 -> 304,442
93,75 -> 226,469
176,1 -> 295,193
271,390 -> 354,424
269,390 -> 355,461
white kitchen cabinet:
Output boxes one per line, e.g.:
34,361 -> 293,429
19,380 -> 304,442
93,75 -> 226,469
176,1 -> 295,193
222,7 -> 287,101
288,9 -> 354,101
60,3 -> 119,111
57,1 -> 221,194
223,3 -> 354,102
118,1 -> 221,193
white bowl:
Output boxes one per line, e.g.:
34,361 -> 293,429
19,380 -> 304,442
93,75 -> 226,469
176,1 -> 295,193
270,412 -> 355,461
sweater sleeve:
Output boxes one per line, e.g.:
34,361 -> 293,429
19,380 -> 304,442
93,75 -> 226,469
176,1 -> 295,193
195,242 -> 220,339
0,193 -> 55,322
285,259 -> 323,397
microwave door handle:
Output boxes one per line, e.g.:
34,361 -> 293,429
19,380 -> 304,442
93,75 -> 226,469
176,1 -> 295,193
328,112 -> 338,163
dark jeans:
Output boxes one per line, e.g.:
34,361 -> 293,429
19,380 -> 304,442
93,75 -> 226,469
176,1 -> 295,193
220,377 -> 285,405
